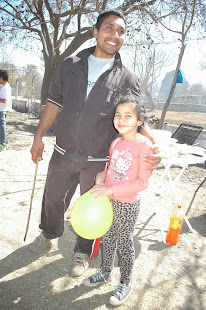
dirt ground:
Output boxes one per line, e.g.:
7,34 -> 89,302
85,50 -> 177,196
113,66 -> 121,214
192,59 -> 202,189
0,109 -> 206,310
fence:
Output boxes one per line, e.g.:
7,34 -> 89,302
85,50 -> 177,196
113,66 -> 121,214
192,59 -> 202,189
12,97 -> 43,118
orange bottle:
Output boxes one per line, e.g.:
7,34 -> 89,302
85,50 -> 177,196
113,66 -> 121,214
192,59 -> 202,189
166,205 -> 183,245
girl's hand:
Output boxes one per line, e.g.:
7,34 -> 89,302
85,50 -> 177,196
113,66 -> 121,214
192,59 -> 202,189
90,185 -> 112,198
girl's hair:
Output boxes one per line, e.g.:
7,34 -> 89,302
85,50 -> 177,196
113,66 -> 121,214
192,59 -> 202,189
114,94 -> 147,132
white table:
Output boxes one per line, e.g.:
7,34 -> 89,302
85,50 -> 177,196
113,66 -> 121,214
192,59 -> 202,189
159,143 -> 206,187
152,143 -> 206,243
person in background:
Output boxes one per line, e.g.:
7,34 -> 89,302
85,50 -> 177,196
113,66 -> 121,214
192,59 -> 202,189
30,10 -> 161,277
84,94 -> 153,306
0,70 -> 12,151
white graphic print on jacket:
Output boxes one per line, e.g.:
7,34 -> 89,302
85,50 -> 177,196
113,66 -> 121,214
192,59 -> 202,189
108,149 -> 132,181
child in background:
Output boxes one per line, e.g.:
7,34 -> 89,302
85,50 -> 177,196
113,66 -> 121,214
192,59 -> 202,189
83,94 -> 154,306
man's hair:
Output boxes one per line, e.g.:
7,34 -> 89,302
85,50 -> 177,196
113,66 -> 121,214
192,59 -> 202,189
0,70 -> 9,81
95,10 -> 126,31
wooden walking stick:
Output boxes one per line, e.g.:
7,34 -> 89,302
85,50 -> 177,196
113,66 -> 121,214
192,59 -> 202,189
24,156 -> 39,241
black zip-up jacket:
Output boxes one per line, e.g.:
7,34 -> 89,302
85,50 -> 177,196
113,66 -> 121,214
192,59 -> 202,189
48,47 -> 140,161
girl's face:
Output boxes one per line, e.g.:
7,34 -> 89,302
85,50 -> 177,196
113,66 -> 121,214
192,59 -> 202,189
113,102 -> 143,140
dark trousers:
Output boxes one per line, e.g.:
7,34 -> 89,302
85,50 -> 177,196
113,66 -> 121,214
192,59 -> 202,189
39,150 -> 106,256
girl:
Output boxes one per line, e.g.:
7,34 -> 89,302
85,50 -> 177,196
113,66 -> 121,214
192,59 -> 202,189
83,94 -> 154,306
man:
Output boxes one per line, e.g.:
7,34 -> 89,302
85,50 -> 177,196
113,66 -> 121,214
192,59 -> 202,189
0,70 -> 12,151
30,10 -> 160,277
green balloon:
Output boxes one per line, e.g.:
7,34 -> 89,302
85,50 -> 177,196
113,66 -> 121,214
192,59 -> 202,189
71,191 -> 113,240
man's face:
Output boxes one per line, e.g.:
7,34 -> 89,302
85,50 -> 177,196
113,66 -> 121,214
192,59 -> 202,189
0,77 -> 4,85
93,15 -> 126,59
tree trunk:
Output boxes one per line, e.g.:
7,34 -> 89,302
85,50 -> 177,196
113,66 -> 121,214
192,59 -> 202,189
40,30 -> 94,106
158,42 -> 186,129
40,60 -> 57,105
144,88 -> 155,110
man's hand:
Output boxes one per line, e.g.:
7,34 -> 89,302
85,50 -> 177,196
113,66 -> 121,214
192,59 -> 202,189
143,144 -> 161,170
30,101 -> 61,164
30,136 -> 44,163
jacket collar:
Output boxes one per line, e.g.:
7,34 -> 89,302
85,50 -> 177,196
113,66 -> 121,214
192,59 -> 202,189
77,46 -> 123,69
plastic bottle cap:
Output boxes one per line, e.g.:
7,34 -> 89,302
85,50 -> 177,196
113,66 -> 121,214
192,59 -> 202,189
178,205 -> 181,208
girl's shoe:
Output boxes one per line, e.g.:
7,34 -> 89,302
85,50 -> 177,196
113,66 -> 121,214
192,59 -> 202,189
109,281 -> 133,306
83,269 -> 112,287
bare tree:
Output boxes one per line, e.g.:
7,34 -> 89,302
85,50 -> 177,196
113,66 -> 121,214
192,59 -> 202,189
155,0 -> 204,128
129,43 -> 171,109
119,0 -> 204,114
21,64 -> 43,100
188,83 -> 206,96
0,0 -> 159,105
1,0 -> 204,110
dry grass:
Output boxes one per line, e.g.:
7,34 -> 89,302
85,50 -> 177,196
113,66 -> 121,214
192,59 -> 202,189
147,110 -> 206,130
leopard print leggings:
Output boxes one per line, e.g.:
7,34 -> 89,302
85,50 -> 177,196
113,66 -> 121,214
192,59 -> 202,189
102,198 -> 140,282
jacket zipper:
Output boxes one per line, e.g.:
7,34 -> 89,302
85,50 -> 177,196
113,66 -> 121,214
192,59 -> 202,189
73,99 -> 87,160
73,65 -> 118,160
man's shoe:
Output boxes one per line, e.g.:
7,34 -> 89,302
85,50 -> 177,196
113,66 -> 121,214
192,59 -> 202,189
70,253 -> 89,277
83,269 -> 112,287
109,281 -> 133,306
30,232 -> 51,253
0,144 -> 7,151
